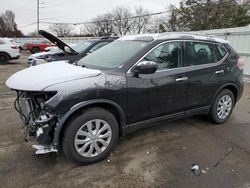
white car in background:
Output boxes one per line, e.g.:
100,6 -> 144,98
27,47 -> 63,66
27,44 -> 75,66
0,38 -> 20,64
44,46 -> 59,52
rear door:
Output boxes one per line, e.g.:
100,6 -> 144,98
184,41 -> 228,110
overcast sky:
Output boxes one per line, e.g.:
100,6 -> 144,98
0,0 -> 180,35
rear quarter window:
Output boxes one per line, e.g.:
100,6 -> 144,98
214,44 -> 227,60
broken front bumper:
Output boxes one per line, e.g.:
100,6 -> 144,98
15,92 -> 59,154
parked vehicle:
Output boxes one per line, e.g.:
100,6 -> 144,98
27,30 -> 116,65
44,46 -> 58,52
23,39 -> 55,53
0,38 -> 20,64
27,47 -> 63,66
6,33 -> 244,165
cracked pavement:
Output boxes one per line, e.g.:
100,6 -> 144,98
0,52 -> 250,188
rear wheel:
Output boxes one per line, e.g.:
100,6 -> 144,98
31,47 -> 40,53
0,53 -> 9,64
62,107 -> 119,165
208,89 -> 235,124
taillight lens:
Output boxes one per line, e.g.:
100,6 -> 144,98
237,58 -> 245,70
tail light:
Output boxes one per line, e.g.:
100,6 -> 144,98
237,58 -> 245,70
11,46 -> 18,49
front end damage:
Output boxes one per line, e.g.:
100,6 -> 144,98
14,91 -> 59,154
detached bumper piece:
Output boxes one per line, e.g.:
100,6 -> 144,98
32,144 -> 58,154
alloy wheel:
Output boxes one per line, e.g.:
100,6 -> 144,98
74,119 -> 112,158
217,95 -> 233,120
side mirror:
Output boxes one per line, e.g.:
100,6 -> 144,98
132,61 -> 158,75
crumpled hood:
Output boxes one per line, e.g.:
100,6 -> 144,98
6,61 -> 101,91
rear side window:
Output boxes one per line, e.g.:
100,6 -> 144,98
185,41 -> 217,65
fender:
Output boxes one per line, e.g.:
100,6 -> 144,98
52,99 -> 126,147
210,82 -> 239,108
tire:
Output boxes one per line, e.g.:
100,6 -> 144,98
0,53 -> 9,64
62,107 -> 119,165
208,89 -> 235,124
31,47 -> 40,53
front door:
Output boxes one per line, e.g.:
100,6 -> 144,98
126,41 -> 189,123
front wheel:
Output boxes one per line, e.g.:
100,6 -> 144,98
31,47 -> 40,53
62,107 -> 119,165
208,89 -> 235,124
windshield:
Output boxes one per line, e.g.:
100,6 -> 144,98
78,40 -> 149,68
72,41 -> 93,53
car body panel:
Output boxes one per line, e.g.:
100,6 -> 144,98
27,47 -> 65,66
126,68 -> 189,124
6,62 -> 101,91
0,38 -> 20,59
24,40 -> 55,52
44,70 -> 127,114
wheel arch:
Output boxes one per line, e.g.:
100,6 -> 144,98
53,99 -> 126,147
212,83 -> 238,106
0,51 -> 11,59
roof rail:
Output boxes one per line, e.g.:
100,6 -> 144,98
100,36 -> 119,39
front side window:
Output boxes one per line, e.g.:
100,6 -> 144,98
185,41 -> 217,65
142,41 -> 182,70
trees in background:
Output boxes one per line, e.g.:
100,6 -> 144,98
167,0 -> 250,31
0,10 -> 23,37
2,1 -> 250,37
133,6 -> 151,34
49,23 -> 73,37
111,6 -> 133,36
84,14 -> 114,36
84,6 -> 152,36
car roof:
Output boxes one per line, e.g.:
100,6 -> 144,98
0,37 -> 11,41
85,38 -> 116,43
0,38 -> 15,44
118,32 -> 228,44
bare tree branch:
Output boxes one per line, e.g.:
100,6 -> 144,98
0,10 -> 23,37
49,23 -> 73,37
133,6 -> 151,34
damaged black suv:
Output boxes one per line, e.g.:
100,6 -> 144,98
6,33 -> 244,165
